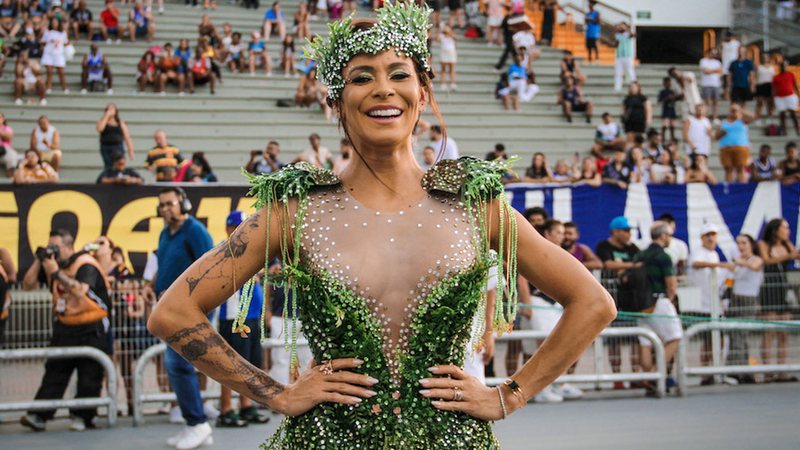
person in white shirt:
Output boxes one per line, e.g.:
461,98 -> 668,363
41,17 -> 70,94
725,233 -> 763,381
658,213 -> 688,276
699,48 -> 723,119
428,125 -> 459,161
754,53 -> 776,122
332,138 -> 351,175
720,32 -> 741,100
592,112 -> 625,154
293,132 -> 333,169
683,103 -> 713,156
512,28 -> 540,66
30,115 -> 62,172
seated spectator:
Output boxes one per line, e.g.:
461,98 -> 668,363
81,44 -> 113,95
657,77 -> 678,142
280,34 -> 295,77
197,36 -> 222,83
779,141 -> 800,185
203,0 -> 217,10
560,50 -> 585,86
12,27 -> 43,59
199,15 -> 222,48
627,144 -> 648,184
574,156 -> 601,187
127,1 -> 154,42
495,72 -> 517,111
293,1 -> 310,40
263,1 -> 285,41
13,50 -> 47,106
419,145 -> 435,170
294,132 -> 332,168
99,0 -> 121,43
684,153 -> 718,184
183,152 -> 217,182
559,76 -> 593,123
592,112 -> 626,155
145,129 -> 182,182
645,128 -> 665,161
622,81 -> 651,141
246,140 -> 284,175
26,0 -> 47,39
772,60 -> 800,136
29,115 -> 61,172
156,42 -> 185,95
188,47 -> 215,94
551,159 -> 572,183
135,50 -> 157,94
650,149 -> 678,184
174,38 -> 192,71
13,149 -> 57,184
248,31 -> 271,76
523,152 -> 552,183
0,112 -> 19,177
225,32 -> 245,73
602,147 -> 633,189
751,144 -> 778,182
508,52 -> 538,103
485,143 -> 508,161
295,67 -> 330,121
69,0 -> 94,41
0,0 -> 21,40
512,26 -> 540,66
96,153 -> 143,184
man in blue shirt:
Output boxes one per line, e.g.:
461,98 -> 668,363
728,46 -> 755,106
154,187 -> 215,449
584,0 -> 600,63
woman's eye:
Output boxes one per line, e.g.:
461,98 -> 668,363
390,72 -> 411,80
350,75 -> 373,84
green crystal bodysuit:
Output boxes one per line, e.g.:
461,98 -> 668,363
241,157 -> 518,449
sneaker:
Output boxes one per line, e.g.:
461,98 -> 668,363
81,88 -> 88,95
178,91 -> 185,97
106,38 -> 113,44
158,6 -> 164,13
69,416 -> 86,432
107,88 -> 113,95
533,385 -> 563,403
721,376 -> 739,386
203,401 -> 219,420
39,98 -> 47,106
115,39 -> 121,44
239,406 -> 270,424
175,422 -> 213,450
170,405 -> 185,424
63,89 -> 70,95
45,88 -> 52,94
216,410 -> 248,428
167,427 -> 188,447
554,383 -> 583,400
14,98 -> 23,105
450,83 -> 457,91
20,414 -> 46,431
159,91 -> 166,96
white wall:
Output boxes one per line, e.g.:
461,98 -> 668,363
563,0 -> 732,28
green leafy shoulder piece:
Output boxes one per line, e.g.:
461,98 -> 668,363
246,162 -> 341,209
422,156 -> 520,337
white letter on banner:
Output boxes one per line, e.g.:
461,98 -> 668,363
686,183 -> 736,260
552,188 -> 572,222
740,181 -> 781,240
524,190 -> 544,209
623,183 -> 654,249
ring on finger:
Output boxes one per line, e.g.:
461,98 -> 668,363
452,386 -> 463,402
318,360 -> 334,375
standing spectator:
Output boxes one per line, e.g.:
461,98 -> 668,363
560,50 -> 586,87
777,0 -> 796,20
127,1 -> 154,43
716,103 -> 754,183
758,218 -> 800,383
562,222 -> 603,270
754,53 -> 775,122
728,46 -> 755,106
683,103 -> 713,157
248,32 -> 271,76
197,15 -> 221,48
153,187 -> 215,448
657,213 -> 689,276
493,4 -> 514,71
779,141 -> 800,184
294,132 -> 332,168
602,147 -> 632,189
96,103 -> 133,169
447,0 -> 465,29
699,48 -> 723,119
145,129 -> 182,181
80,44 -> 113,95
96,153 -> 143,184
20,229 -> 110,432
485,0 -> 503,46
69,0 -> 94,41
99,0 -> 121,43
584,0 -> 601,63
668,66 -> 702,119
13,50 -> 47,106
772,60 -> 800,136
507,52 -> 538,103
720,31 -> 741,100
215,211 -> 271,428
294,67 -> 330,121
293,2 -> 310,40
332,138 -> 351,175
559,76 -> 593,123
13,149 -> 58,184
185,152 -> 217,182
522,152 -> 552,183
135,50 -> 157,94
751,144 -> 779,182
438,24 -> 458,91
30,115 -> 61,172
428,125 -> 459,160
0,112 -> 18,177
593,112 -> 625,156
41,17 -> 70,94
613,22 -> 636,92
156,42 -> 185,95
622,81 -> 651,141
685,153 -> 718,184
726,233 -> 763,382
262,1 -> 285,42
280,34 -> 295,77
539,0 -> 563,46
246,140 -> 284,175
512,25 -> 540,66
188,48 -> 215,95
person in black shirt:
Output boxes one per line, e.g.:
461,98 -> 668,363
0,0 -> 21,40
622,81 -> 652,141
96,153 -> 143,184
559,76 -> 593,123
69,0 -> 94,41
493,5 -> 514,70
602,147 -> 633,189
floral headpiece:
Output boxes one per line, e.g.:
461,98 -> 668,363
305,1 -> 432,103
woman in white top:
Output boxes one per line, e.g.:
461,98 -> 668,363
754,53 -> 775,121
29,115 -> 61,171
40,17 -> 70,93
683,103 -> 713,156
726,234 -> 764,377
438,25 -> 457,91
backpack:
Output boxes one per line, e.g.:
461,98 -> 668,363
764,124 -> 784,136
616,250 -> 657,313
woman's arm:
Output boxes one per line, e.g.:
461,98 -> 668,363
120,121 -> 135,160
29,128 -> 37,151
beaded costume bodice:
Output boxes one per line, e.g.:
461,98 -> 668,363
244,157 -> 519,450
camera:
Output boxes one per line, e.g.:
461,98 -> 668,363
35,244 -> 60,261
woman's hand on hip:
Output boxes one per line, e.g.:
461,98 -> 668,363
419,364 -> 521,421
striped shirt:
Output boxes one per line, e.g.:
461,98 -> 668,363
615,32 -> 634,59
145,145 -> 183,180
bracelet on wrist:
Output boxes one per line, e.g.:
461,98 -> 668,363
495,386 -> 507,420
503,378 -> 526,409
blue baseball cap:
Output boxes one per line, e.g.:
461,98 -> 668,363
226,211 -> 246,227
609,216 -> 631,231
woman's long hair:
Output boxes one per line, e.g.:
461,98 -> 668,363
191,151 -> 214,177
760,218 -> 787,247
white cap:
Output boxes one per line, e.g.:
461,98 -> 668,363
700,222 -> 719,236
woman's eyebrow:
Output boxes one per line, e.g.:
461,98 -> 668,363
347,65 -> 374,76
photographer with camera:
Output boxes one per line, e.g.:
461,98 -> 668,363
245,140 -> 284,175
20,229 -> 112,432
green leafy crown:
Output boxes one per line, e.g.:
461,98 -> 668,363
304,1 -> 432,102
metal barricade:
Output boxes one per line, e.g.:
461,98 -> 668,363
0,346 -> 118,427
676,321 -> 800,397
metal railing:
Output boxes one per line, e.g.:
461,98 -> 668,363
0,346 -> 118,427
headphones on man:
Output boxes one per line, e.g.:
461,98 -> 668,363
156,186 -> 193,216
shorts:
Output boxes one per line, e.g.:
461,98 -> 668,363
720,145 -> 750,169
624,119 -> 645,134
487,16 -> 503,27
755,82 -> 773,99
440,48 -> 456,64
636,297 -> 684,346
731,86 -> 752,103
571,102 -> 588,112
106,26 -> 119,36
662,105 -> 677,119
219,319 -> 263,368
135,25 -> 148,37
447,0 -> 461,10
78,23 -> 90,33
585,37 -> 597,49
774,94 -> 799,113
426,0 -> 441,11
41,49 -> 66,68
40,149 -> 60,164
701,86 -> 721,101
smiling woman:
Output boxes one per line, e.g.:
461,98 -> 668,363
147,3 -> 615,449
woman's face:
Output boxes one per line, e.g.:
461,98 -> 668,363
628,83 -> 640,95
24,150 -> 39,166
787,147 -> 798,160
582,158 -> 594,172
95,237 -> 113,257
339,50 -> 426,151
736,235 -> 752,255
659,150 -> 671,164
777,220 -> 790,241
533,153 -> 544,167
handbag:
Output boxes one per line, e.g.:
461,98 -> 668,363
63,43 -> 76,61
